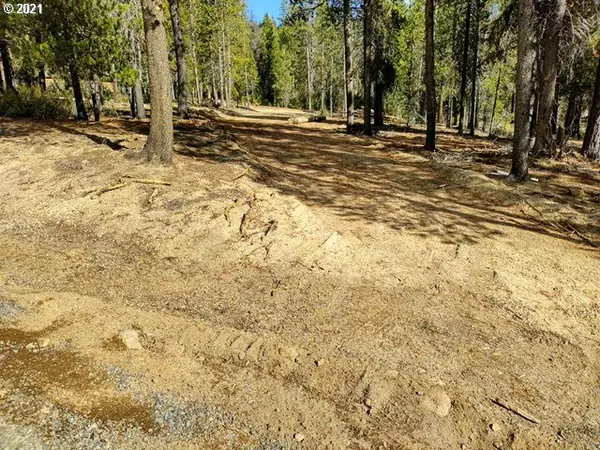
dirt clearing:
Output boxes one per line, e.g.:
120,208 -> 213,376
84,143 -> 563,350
0,107 -> 599,449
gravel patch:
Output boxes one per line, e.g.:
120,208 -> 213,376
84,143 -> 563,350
0,300 -> 26,320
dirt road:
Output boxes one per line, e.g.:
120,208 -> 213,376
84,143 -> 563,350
0,107 -> 599,449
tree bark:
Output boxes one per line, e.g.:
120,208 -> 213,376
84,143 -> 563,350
343,0 -> 354,132
90,75 -> 102,122
218,32 -> 225,106
38,65 -> 46,91
550,100 -> 558,134
363,0 -> 373,135
572,95 -> 582,139
0,55 -> 4,92
424,0 -> 436,150
559,89 -> 577,147
532,0 -> 566,155
510,0 -> 536,181
169,0 -> 189,118
468,0 -> 480,136
141,0 -> 174,164
582,58 -> 600,160
0,39 -> 16,92
69,61 -> 88,121
458,0 -> 472,135
373,25 -> 384,128
306,40 -> 313,111
329,54 -> 334,114
227,33 -> 233,106
129,26 -> 146,119
489,69 -> 501,135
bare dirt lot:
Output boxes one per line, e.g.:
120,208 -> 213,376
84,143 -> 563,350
0,106 -> 599,449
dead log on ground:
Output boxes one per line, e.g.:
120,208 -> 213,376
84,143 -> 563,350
288,115 -> 326,124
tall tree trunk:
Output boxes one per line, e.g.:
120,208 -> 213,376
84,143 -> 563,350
133,77 -> 145,119
130,27 -> 146,119
141,0 -> 174,164
572,95 -> 582,139
551,100 -> 559,134
424,0 -> 436,150
343,0 -> 354,132
69,61 -> 88,121
374,81 -> 384,126
218,33 -> 225,106
227,33 -> 233,106
38,65 -> 46,91
489,69 -> 501,135
128,87 -> 136,117
306,40 -> 313,111
169,0 -> 189,118
510,0 -> 536,181
189,1 -> 201,106
560,89 -> 577,147
0,56 -> 4,92
363,0 -> 373,135
406,34 -> 415,127
532,0 -> 566,155
458,0 -> 472,135
244,65 -> 250,106
529,50 -> 541,137
438,90 -> 445,124
192,46 -> 200,105
90,75 -> 102,122
330,54 -> 334,115
373,42 -> 384,127
468,0 -> 481,136
447,96 -> 453,128
321,42 -> 326,112
582,58 -> 600,160
0,39 -> 16,92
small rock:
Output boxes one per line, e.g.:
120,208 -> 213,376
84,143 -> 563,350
490,423 -> 501,432
279,346 -> 299,362
294,432 -> 306,442
315,359 -> 326,367
238,352 -> 246,360
420,388 -> 451,417
385,369 -> 399,379
39,339 -> 51,348
119,329 -> 143,350
25,343 -> 36,351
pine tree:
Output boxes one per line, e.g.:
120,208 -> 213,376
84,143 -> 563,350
141,0 -> 174,164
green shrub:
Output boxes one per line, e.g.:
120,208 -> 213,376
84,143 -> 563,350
0,86 -> 73,119
101,105 -> 120,117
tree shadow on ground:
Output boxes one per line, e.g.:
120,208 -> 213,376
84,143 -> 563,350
208,118 -> 600,248
3,116 -> 598,249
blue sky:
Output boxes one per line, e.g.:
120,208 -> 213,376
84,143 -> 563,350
246,0 -> 281,22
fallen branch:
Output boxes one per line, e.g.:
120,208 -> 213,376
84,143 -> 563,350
224,199 -> 239,224
148,188 -> 159,204
523,199 -> 600,248
564,224 -> 600,249
231,166 -> 251,181
492,398 -> 540,424
121,175 -> 171,186
91,183 -> 128,197
288,114 -> 326,124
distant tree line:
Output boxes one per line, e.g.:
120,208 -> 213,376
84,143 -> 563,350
0,0 -> 598,171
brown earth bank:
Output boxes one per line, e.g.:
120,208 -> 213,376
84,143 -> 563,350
0,106 -> 599,449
